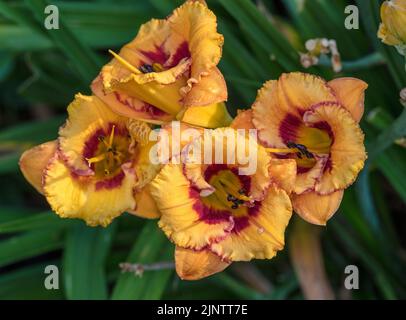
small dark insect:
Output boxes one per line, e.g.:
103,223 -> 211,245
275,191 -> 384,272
227,194 -> 236,202
139,64 -> 154,73
98,135 -> 105,142
231,204 -> 239,210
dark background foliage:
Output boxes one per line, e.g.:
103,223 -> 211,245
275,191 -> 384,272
0,0 -> 405,299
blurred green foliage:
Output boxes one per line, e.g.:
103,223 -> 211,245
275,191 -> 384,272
0,0 -> 405,300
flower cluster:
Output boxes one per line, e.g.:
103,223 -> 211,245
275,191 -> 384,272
19,0 -> 367,280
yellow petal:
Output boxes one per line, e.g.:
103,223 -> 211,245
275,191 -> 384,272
103,68 -> 188,116
210,185 -> 292,261
19,141 -> 57,194
175,246 -> 230,280
43,155 -> 136,227
328,77 -> 368,123
292,190 -> 344,225
91,76 -> 172,124
150,163 -> 232,250
303,103 -> 367,194
58,94 -> 128,175
169,1 -> 224,99
179,102 -> 232,128
181,67 -> 227,107
129,184 -> 161,219
277,72 -> 336,115
268,158 -> 297,194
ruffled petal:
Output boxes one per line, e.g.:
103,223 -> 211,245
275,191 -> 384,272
19,141 -> 57,194
58,94 -> 128,175
277,72 -> 337,114
150,163 -> 232,250
292,190 -> 344,225
303,103 -> 367,194
328,77 -> 368,123
252,80 -> 285,147
169,1 -> 224,99
175,246 -> 230,280
210,185 -> 292,261
181,67 -> 227,107
43,154 -> 136,227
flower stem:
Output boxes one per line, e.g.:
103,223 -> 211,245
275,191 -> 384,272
119,261 -> 175,277
319,52 -> 385,71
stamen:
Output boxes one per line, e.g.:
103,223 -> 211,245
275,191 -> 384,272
108,49 -> 141,75
219,179 -> 251,202
108,125 -> 116,148
152,63 -> 164,72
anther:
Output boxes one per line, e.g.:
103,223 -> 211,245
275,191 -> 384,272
238,188 -> 246,195
139,64 -> 154,73
287,141 -> 314,159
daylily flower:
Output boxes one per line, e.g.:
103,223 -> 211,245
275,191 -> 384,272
234,73 -> 367,225
19,94 -> 160,226
149,128 -> 295,280
378,0 -> 406,49
91,0 -> 231,129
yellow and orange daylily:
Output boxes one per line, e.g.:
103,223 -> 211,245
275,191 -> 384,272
91,0 -> 231,129
233,72 -> 367,225
19,94 -> 160,226
149,128 -> 296,280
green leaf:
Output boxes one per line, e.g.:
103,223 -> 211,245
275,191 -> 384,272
112,221 -> 173,300
0,211 -> 68,234
0,261 -> 64,299
331,222 -> 397,299
25,0 -> 102,84
63,222 -> 116,300
368,108 -> 406,160
218,0 -> 300,71
0,116 -> 63,143
0,51 -> 14,81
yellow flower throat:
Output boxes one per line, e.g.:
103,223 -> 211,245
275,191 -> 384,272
203,170 -> 251,214
86,126 -> 129,177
